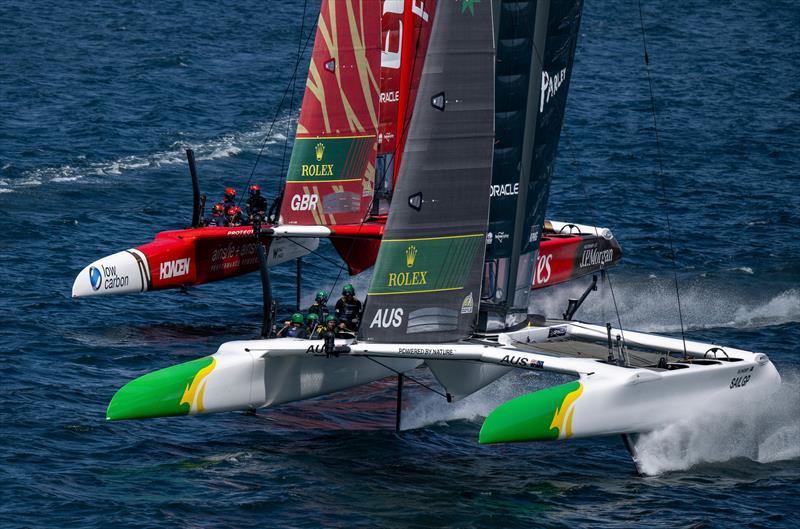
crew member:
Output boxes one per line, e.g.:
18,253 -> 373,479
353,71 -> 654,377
226,206 -> 243,226
335,284 -> 362,331
205,203 -> 226,226
277,312 -> 308,338
321,314 -> 346,340
247,184 -> 268,225
222,187 -> 237,213
308,290 -> 329,320
306,313 -> 323,339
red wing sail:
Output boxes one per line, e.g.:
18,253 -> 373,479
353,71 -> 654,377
280,0 -> 382,226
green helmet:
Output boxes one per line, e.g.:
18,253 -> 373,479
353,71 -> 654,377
325,315 -> 338,323
290,312 -> 304,324
315,290 -> 328,302
307,313 -> 319,322
343,283 -> 355,296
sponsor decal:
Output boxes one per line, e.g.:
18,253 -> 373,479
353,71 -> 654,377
461,293 -> 474,314
160,258 -> 190,280
540,67 -> 567,112
729,375 -> 751,389
494,232 -> 509,243
89,266 -> 102,291
548,326 -> 567,338
370,308 -> 404,329
529,224 -> 540,243
370,235 -> 482,295
388,245 -> 426,286
490,182 -> 519,197
398,346 -> 454,357
580,247 -> 614,268
210,242 -> 260,272
300,142 -> 334,178
290,193 -> 319,211
380,91 -> 399,103
500,355 -> 545,369
91,264 -> 130,291
535,253 -> 552,284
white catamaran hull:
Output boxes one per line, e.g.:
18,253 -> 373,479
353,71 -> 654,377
107,325 -> 780,449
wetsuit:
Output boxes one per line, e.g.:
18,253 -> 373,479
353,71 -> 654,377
205,213 -> 226,227
247,194 -> 268,224
335,297 -> 362,330
308,302 -> 329,321
283,325 -> 308,339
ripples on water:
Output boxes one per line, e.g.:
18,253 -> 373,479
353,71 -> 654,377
1,0 -> 798,527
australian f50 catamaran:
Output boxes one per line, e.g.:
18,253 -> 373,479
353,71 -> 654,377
88,0 -> 780,470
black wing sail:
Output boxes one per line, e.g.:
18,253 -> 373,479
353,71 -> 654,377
481,0 -> 584,330
359,0 -> 496,343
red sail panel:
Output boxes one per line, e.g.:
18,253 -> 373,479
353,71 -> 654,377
393,0 -> 435,183
280,0 -> 381,226
378,1 -> 436,161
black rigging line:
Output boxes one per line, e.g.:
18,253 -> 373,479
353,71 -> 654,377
637,0 -> 688,357
561,128 -> 627,344
238,7 -> 316,205
363,356 -> 447,399
279,0 -> 308,183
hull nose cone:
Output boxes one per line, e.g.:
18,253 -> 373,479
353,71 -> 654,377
72,250 -> 148,297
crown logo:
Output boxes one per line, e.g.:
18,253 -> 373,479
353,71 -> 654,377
405,245 -> 417,268
315,142 -> 325,161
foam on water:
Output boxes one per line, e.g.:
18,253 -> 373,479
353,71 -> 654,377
531,278 -> 800,333
401,372 -> 557,430
633,370 -> 800,475
4,115 -> 295,191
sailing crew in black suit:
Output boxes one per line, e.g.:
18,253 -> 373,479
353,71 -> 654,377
226,206 -> 244,226
205,203 -> 226,227
222,187 -> 237,213
321,315 -> 348,339
335,284 -> 362,331
308,290 -> 329,320
278,313 -> 308,338
246,184 -> 268,225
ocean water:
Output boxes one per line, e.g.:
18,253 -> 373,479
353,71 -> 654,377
2,0 -> 799,528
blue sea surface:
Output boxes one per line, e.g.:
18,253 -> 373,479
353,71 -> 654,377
2,1 -> 799,528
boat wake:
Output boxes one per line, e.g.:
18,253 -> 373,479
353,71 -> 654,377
531,278 -> 800,333
632,368 -> 800,476
401,371 -> 562,431
0,116 -> 295,193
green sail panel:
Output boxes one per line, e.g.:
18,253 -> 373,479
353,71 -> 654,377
359,0 -> 495,343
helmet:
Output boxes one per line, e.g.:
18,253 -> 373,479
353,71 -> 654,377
290,313 -> 304,325
325,315 -> 338,323
249,184 -> 261,194
232,206 -> 242,214
343,284 -> 355,296
212,203 -> 224,214
315,290 -> 328,302
307,313 -> 319,322
227,207 -> 237,216
224,187 -> 236,199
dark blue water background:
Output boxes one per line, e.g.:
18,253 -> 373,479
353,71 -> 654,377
2,1 -> 799,527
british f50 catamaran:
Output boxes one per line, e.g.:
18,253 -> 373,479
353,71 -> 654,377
81,0 -> 780,470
